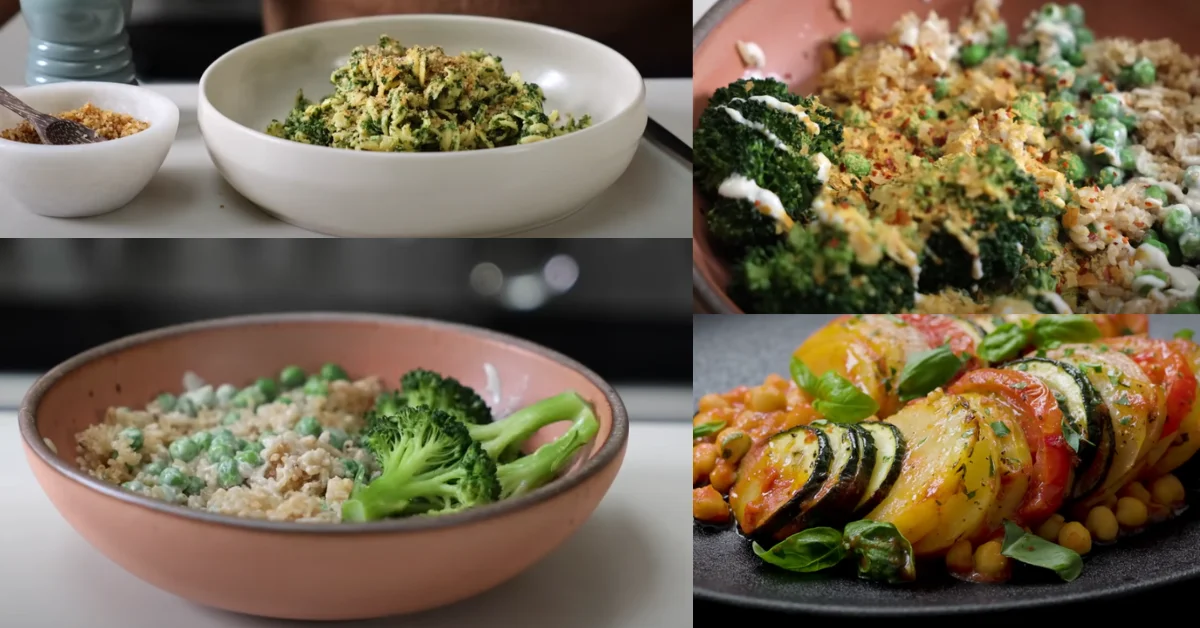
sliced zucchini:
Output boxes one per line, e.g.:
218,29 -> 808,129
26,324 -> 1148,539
728,425 -> 832,544
773,422 -> 869,537
853,421 -> 905,516
1005,357 -> 1111,499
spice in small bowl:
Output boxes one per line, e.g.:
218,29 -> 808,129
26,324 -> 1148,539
0,103 -> 149,144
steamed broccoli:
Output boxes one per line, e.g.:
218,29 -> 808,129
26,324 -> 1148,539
495,401 -> 600,499
340,408 -> 499,522
376,368 -> 492,426
731,221 -> 916,313
695,78 -> 843,253
463,392 -> 595,463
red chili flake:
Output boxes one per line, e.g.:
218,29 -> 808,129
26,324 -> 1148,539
1000,70 -> 1012,79
886,157 -> 897,169
1038,190 -> 1045,198
933,135 -> 947,147
884,110 -> 895,119
829,238 -> 841,247
1135,220 -> 1146,227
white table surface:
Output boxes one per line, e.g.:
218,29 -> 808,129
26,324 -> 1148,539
0,410 -> 691,628
694,0 -> 721,26
0,16 -> 692,238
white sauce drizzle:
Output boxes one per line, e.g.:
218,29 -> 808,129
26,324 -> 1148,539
718,106 -> 792,152
813,153 -> 832,183
718,174 -> 793,229
1136,243 -> 1200,297
1132,273 -> 1169,295
970,257 -> 984,280
1094,143 -> 1121,167
736,40 -> 767,68
1038,291 -> 1073,314
750,95 -> 821,134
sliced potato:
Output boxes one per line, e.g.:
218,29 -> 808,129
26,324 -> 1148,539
841,315 -> 937,416
867,392 -> 1000,556
794,320 -> 889,412
959,393 -> 1033,540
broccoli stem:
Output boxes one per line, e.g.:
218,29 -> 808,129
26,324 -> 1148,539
496,409 -> 600,499
467,392 -> 591,461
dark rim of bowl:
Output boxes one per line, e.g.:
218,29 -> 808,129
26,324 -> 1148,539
18,311 -> 629,535
691,0 -> 748,313
198,13 -> 647,160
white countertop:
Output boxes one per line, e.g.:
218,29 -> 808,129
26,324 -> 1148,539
0,411 -> 691,628
694,0 -> 721,26
0,17 -> 692,238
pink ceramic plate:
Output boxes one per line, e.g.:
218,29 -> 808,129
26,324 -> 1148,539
19,312 -> 628,620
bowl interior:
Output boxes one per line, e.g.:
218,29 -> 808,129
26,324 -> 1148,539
203,15 -> 642,137
30,315 -> 616,483
0,84 -> 175,142
692,0 -> 1200,313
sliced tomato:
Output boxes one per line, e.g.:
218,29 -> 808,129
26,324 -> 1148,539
1094,314 -> 1149,337
948,368 -> 1071,523
1108,337 -> 1197,439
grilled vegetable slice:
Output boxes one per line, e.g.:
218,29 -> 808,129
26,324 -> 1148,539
728,426 -> 833,544
1006,357 -> 1109,500
793,320 -> 890,416
898,314 -> 985,369
843,315 -> 937,417
853,421 -> 905,516
957,392 -> 1033,540
1107,337 -> 1197,469
867,393 -> 1000,555
773,422 -> 869,537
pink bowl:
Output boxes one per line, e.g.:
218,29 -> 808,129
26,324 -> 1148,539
18,312 -> 628,620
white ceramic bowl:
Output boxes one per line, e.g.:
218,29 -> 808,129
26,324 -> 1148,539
198,14 -> 647,237
0,82 -> 179,218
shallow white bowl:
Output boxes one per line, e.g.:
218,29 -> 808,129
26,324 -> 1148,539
0,82 -> 179,218
198,14 -> 647,237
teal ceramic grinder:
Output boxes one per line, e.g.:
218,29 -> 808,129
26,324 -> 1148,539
21,0 -> 136,85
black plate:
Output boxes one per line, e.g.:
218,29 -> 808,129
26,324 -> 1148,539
694,314 -> 1200,616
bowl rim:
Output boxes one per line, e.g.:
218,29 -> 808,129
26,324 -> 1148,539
198,13 -> 647,161
0,81 -> 180,153
18,311 -> 630,534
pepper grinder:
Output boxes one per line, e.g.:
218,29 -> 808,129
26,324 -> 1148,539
21,0 -> 136,85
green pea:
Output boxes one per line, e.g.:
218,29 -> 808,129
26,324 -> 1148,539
834,30 -> 860,58
1063,119 -> 1092,145
184,475 -> 206,496
1064,3 -> 1085,25
1182,232 -> 1200,261
1075,27 -> 1095,46
168,438 -> 200,462
1142,231 -> 1170,256
119,427 -> 143,451
1056,152 -> 1087,183
236,438 -> 251,452
1117,111 -> 1138,134
989,23 -> 1008,49
216,459 -> 243,488
191,431 -> 213,450
1093,118 -> 1127,144
159,466 -> 185,488
296,415 -> 322,437
1047,101 -> 1077,129
1094,138 -> 1122,167
1042,60 -> 1074,85
121,480 -> 146,492
1091,94 -> 1122,119
235,450 -> 262,466
1119,147 -> 1137,171
1096,166 -> 1125,188
1039,3 -> 1063,21
327,428 -> 350,451
1183,166 -> 1200,190
174,396 -> 198,418
1065,48 -> 1086,68
960,43 -> 988,68
208,443 -> 235,462
155,393 -> 177,412
280,365 -> 306,389
1020,44 -> 1040,64
1129,57 -> 1156,88
216,384 -> 238,407
319,363 -> 349,382
221,411 -> 241,426
1135,269 -> 1169,295
232,387 -> 265,409
243,439 -> 265,454
142,460 -> 167,476
933,79 -> 950,100
303,376 -> 329,397
189,385 -> 216,409
1162,205 -> 1193,240
340,459 -> 362,480
254,377 -> 278,402
1145,185 -> 1169,206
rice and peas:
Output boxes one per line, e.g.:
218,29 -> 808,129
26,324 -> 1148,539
75,364 -> 381,523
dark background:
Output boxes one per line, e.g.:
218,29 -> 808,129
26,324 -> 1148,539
694,314 -> 1200,624
0,239 -> 689,386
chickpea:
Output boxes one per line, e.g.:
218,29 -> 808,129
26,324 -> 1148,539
1101,494 -> 1119,511
698,394 -> 731,413
946,539 -> 974,572
1036,513 -> 1066,542
1057,521 -> 1092,555
1119,481 -> 1152,505
748,386 -> 787,413
717,428 -> 752,464
1085,505 -> 1119,542
693,412 -> 719,429
763,373 -> 788,390
693,486 -> 731,523
710,460 -> 738,493
693,443 -> 719,485
973,540 -> 1010,577
1115,496 -> 1148,528
1150,473 -> 1186,506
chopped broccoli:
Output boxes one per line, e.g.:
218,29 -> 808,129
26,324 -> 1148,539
340,407 -> 499,522
463,392 -> 596,463
695,78 -> 843,253
731,221 -> 916,313
376,368 -> 493,426
495,403 -> 600,499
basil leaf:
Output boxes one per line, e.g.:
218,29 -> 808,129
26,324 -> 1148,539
977,323 -> 1031,363
1031,315 -> 1102,349
790,356 -> 818,394
693,421 -> 726,439
1176,329 -> 1195,340
1000,520 -> 1083,582
753,527 -> 846,573
813,371 -> 879,423
897,345 -> 969,402
842,520 -> 917,583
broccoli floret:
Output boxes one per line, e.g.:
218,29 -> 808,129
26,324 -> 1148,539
495,402 -> 600,499
265,91 -> 333,146
377,368 -> 492,425
464,392 -> 595,463
695,78 -> 844,253
731,222 -> 916,313
340,408 -> 499,522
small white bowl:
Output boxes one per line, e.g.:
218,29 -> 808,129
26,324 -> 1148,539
198,14 -> 647,237
0,82 -> 179,218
